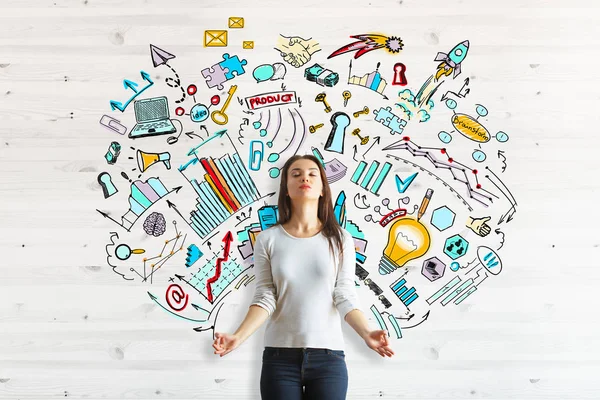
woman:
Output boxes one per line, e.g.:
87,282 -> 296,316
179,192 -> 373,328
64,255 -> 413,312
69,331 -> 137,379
212,155 -> 394,399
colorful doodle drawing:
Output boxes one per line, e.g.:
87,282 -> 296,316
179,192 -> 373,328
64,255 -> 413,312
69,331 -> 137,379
149,44 -> 186,103
304,63 -> 339,87
98,24 -> 518,343
416,189 -> 433,221
312,147 -> 347,184
325,112 -> 350,154
469,246 -> 503,275
185,153 -> 261,238
150,44 -> 175,67
390,277 -> 419,306
369,304 -> 429,338
147,289 -> 210,323
395,172 -> 417,193
315,92 -> 332,113
382,139 -> 494,210
105,232 -> 142,281
430,206 -> 456,232
439,104 -> 509,163
142,212 -> 167,236
185,243 -> 249,304
252,63 -> 287,83
373,106 -> 407,136
347,61 -> 388,99
228,17 -> 244,29
245,90 -> 297,110
100,115 -> 127,135
342,90 -> 352,106
186,129 -> 227,155
466,216 -> 492,237
98,172 -> 118,199
202,53 -> 247,91
421,257 -> 446,282
130,222 -> 187,283
249,140 -> 264,171
331,191 -> 368,268
104,142 -> 121,165
497,150 -> 507,172
96,177 -> 181,232
484,166 -> 517,223
351,128 -> 369,145
426,266 -> 489,307
204,30 -> 228,47
252,110 -> 272,139
274,34 -> 321,68
353,193 -> 370,210
440,77 -> 470,103
205,232 -> 234,302
211,85 -> 237,125
236,205 -> 279,260
379,216 -> 431,275
174,86 -> 217,122
444,234 -> 469,260
186,244 -> 203,268
392,62 -> 407,86
266,108 -> 307,179
178,132 -> 274,239
416,41 -> 469,112
135,149 -> 171,173
258,205 -> 279,230
350,160 -> 392,195
328,34 -> 403,59
109,71 -> 154,112
395,88 -> 432,123
434,40 -> 469,80
127,97 -> 177,139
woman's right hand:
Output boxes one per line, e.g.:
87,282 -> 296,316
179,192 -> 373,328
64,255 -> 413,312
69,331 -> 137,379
212,332 -> 241,357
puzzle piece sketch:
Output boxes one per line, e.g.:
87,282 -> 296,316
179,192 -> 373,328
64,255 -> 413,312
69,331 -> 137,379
387,115 -> 407,135
373,106 -> 407,135
218,53 -> 247,80
373,106 -> 394,126
202,63 -> 229,90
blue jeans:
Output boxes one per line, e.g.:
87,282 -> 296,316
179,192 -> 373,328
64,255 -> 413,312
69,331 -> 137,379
260,346 -> 348,400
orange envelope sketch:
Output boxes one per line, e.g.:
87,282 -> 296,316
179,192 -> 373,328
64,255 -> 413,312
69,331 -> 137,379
204,30 -> 227,47
243,41 -> 254,49
228,17 -> 244,28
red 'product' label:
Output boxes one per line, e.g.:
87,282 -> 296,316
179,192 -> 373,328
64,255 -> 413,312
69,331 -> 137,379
245,91 -> 297,110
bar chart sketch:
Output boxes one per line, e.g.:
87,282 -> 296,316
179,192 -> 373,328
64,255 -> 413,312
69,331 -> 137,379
350,160 -> 392,195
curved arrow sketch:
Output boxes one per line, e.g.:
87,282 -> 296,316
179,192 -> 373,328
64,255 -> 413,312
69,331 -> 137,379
353,193 -> 370,209
495,228 -> 505,250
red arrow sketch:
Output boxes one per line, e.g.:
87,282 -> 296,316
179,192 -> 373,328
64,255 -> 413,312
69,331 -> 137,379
206,231 -> 233,303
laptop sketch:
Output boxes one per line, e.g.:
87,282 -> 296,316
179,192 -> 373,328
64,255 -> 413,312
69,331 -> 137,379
128,96 -> 177,139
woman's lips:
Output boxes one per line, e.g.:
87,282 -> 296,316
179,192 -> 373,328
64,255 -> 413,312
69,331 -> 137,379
299,185 -> 311,189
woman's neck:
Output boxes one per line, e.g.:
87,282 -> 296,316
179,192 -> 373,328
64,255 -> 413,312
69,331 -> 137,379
284,202 -> 322,235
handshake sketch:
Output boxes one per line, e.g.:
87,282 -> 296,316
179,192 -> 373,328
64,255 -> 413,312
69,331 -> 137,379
274,34 -> 321,68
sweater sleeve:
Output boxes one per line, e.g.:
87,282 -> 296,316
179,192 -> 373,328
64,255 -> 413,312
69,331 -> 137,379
333,230 -> 362,319
249,233 -> 277,317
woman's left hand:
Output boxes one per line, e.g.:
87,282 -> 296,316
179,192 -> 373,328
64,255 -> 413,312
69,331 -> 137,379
363,329 -> 395,358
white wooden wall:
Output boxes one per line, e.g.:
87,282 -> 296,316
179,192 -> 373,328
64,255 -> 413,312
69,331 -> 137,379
1,1 -> 599,399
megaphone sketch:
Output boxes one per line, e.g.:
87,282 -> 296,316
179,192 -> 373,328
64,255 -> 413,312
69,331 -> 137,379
136,150 -> 172,172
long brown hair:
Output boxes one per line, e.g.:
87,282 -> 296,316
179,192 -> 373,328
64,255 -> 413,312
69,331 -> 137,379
276,155 -> 345,273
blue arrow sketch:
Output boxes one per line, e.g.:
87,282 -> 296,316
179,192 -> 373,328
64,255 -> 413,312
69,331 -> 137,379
110,71 -> 154,112
123,79 -> 139,93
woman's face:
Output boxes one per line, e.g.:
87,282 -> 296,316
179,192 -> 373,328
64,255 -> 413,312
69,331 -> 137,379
286,158 -> 324,202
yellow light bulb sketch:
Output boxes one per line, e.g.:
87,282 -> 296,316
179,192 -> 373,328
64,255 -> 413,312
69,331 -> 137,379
379,217 -> 431,275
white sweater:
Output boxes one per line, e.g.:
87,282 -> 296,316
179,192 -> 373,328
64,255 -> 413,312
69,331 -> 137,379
250,224 -> 362,350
